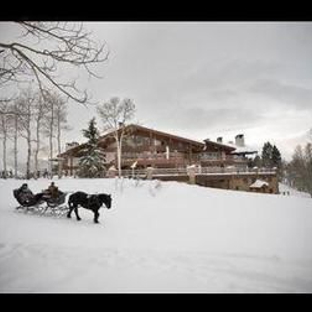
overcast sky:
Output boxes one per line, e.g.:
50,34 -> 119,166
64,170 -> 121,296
1,22 -> 312,163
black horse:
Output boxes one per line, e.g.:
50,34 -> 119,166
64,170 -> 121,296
67,191 -> 112,223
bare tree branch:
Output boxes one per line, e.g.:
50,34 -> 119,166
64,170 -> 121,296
0,22 -> 109,104
97,97 -> 136,177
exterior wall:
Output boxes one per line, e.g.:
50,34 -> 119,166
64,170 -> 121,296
105,152 -> 115,163
152,175 -> 189,183
58,126 -> 259,180
195,175 -> 230,189
196,173 -> 279,194
103,132 -> 202,169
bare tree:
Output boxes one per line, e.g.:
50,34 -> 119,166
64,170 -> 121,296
97,97 -> 136,177
41,90 -> 56,177
289,143 -> 312,197
304,142 -> 312,197
54,95 -> 70,155
17,89 -> 35,179
0,96 -> 25,178
39,90 -> 69,177
11,100 -> 24,178
0,100 -> 14,177
32,91 -> 49,178
0,22 -> 109,104
0,96 -> 18,115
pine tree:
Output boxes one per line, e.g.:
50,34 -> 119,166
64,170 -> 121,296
248,155 -> 262,168
78,118 -> 106,178
81,117 -> 99,147
261,142 -> 273,168
271,145 -> 282,168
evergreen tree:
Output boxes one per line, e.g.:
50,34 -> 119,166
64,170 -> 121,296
78,118 -> 106,178
82,117 -> 99,146
271,145 -> 282,168
248,155 -> 262,168
260,142 -> 283,180
261,142 -> 273,167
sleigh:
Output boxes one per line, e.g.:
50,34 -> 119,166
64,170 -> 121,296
13,187 -> 69,217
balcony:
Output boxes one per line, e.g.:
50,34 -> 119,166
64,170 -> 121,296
121,152 -> 187,167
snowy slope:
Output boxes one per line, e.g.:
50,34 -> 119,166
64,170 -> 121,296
279,183 -> 311,198
0,178 -> 312,293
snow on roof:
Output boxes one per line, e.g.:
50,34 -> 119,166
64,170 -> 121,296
250,179 -> 269,188
228,143 -> 258,155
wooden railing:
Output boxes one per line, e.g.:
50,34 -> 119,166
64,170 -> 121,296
120,166 -> 277,177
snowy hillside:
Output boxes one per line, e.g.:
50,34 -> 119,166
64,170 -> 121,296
0,178 -> 312,293
279,183 -> 311,198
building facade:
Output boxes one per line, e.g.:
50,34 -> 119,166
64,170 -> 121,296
58,124 -> 246,175
57,124 -> 278,193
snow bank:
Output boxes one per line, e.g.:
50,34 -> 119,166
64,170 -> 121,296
0,178 -> 312,293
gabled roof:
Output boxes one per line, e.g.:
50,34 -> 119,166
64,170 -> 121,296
227,142 -> 258,155
203,139 -> 236,152
58,123 -> 241,158
250,179 -> 269,188
58,124 -> 205,157
125,124 -> 205,147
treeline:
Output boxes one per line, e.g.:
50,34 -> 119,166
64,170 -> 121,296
248,141 -> 282,171
0,22 -> 107,179
248,138 -> 312,197
287,142 -> 312,197
0,88 -> 69,179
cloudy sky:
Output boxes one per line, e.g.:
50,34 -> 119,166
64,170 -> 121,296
1,22 -> 312,162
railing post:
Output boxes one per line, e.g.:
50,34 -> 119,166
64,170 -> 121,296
107,165 -> 118,178
146,166 -> 154,180
187,165 -> 196,184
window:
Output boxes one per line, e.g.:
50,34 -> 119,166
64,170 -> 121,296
200,152 -> 220,160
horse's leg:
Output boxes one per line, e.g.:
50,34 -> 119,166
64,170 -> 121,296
67,201 -> 74,218
93,209 -> 100,223
74,206 -> 81,221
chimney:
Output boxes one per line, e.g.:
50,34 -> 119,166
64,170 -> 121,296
235,134 -> 245,147
217,137 -> 223,144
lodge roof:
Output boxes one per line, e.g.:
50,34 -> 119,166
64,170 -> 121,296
125,124 -> 205,147
249,179 -> 269,188
203,138 -> 236,152
57,124 -> 236,157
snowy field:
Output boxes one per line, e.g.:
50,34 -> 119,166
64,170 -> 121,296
0,177 -> 312,293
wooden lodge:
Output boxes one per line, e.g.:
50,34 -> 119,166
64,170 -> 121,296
57,124 -> 247,175
57,124 -> 279,194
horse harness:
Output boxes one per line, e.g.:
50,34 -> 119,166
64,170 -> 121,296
86,194 -> 101,209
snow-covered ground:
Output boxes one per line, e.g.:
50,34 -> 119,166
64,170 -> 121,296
0,177 -> 312,293
279,183 -> 311,198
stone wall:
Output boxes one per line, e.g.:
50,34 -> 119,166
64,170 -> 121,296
196,173 -> 279,194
